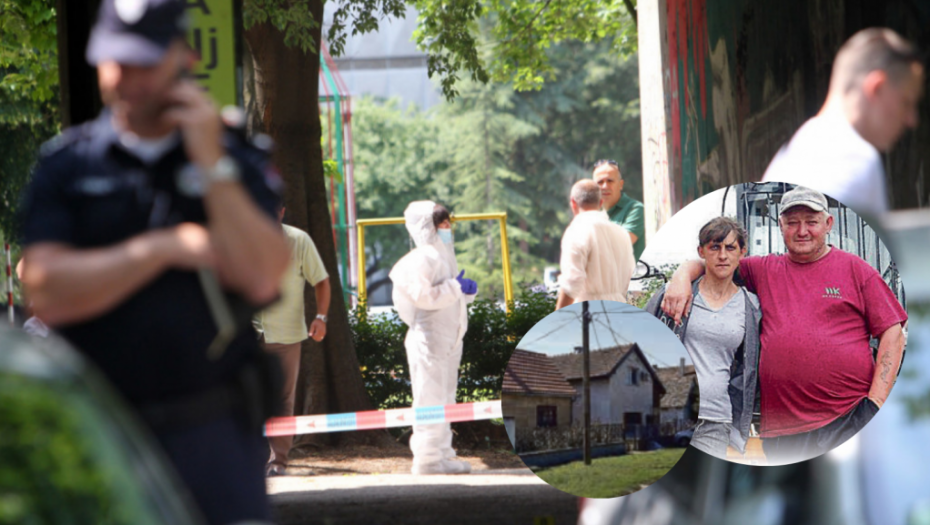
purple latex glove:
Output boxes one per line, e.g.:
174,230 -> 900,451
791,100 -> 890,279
456,270 -> 478,295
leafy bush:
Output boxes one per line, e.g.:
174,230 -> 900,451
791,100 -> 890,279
631,263 -> 677,310
350,284 -> 556,409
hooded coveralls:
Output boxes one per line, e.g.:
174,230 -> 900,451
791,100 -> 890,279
389,201 -> 476,466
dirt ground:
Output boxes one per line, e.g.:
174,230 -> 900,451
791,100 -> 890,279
281,420 -> 523,476
284,444 -> 526,476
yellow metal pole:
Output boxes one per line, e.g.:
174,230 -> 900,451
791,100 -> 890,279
356,218 -> 405,307
357,223 -> 367,305
451,212 -> 507,222
498,215 -> 514,312
356,217 -> 406,227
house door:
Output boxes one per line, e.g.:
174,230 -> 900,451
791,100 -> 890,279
624,412 -> 642,438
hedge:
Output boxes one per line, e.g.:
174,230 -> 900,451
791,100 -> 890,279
350,285 -> 556,409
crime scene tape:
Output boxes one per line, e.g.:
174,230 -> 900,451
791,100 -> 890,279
264,400 -> 502,437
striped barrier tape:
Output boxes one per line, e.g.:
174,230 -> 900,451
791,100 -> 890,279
264,400 -> 502,437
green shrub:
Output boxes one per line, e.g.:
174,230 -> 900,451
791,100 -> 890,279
350,284 -> 556,409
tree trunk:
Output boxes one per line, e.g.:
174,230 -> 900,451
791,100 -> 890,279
243,3 -> 391,449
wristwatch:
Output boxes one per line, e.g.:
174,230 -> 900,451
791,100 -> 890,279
315,314 -> 328,323
202,155 -> 241,184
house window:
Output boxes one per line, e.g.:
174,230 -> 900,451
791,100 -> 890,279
627,367 -> 640,386
537,406 -> 557,427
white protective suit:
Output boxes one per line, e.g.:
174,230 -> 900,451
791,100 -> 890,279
389,201 -> 475,470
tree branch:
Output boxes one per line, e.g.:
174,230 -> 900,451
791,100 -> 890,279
501,0 -> 554,45
622,0 -> 637,28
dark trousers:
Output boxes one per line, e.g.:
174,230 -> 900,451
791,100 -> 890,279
155,416 -> 272,524
761,397 -> 879,465
263,340 -> 302,469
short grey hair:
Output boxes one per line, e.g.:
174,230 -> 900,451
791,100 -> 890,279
571,179 -> 601,209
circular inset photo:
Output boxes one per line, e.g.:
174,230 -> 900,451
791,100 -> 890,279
635,182 -> 908,466
502,300 -> 696,498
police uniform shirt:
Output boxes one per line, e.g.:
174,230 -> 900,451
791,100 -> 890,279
19,110 -> 281,406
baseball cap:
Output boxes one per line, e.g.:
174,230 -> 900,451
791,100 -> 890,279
780,186 -> 829,214
86,0 -> 188,66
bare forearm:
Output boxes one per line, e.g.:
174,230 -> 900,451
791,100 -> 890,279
868,324 -> 905,406
555,289 -> 574,310
203,182 -> 288,303
672,259 -> 705,284
314,278 -> 331,315
22,237 -> 168,326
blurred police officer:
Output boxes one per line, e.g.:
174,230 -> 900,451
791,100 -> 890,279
18,0 -> 289,523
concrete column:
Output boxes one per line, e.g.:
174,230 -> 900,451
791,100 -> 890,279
637,0 -> 675,240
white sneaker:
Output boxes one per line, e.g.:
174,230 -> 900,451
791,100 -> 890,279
411,458 -> 472,475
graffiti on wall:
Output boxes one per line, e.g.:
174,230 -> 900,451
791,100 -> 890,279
661,0 -> 831,218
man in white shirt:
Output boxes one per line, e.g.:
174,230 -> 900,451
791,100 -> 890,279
762,28 -> 924,218
555,179 -> 635,309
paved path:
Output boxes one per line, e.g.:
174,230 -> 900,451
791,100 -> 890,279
268,469 -> 579,525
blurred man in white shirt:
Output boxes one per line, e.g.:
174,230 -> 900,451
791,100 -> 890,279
556,180 -> 635,309
762,28 -> 924,218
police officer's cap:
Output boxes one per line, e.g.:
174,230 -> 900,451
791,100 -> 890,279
86,0 -> 188,66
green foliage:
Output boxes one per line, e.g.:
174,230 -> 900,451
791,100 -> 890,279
632,263 -> 677,310
411,0 -> 638,98
348,97 -> 445,296
0,0 -> 58,118
0,0 -> 59,240
0,376 -> 158,525
350,284 -> 556,409
432,80 -> 548,298
351,37 -> 643,296
322,158 -> 342,183
247,0 -> 637,100
326,0 -> 407,59
243,0 -> 320,54
348,305 -> 412,408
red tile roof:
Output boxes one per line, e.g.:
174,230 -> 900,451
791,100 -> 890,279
503,349 -> 576,396
549,344 -> 635,380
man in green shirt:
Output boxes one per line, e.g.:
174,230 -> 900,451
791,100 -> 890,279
593,159 -> 645,261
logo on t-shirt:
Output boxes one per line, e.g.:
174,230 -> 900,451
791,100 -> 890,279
823,286 -> 843,299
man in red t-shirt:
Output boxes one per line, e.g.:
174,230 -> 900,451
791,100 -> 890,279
661,186 -> 907,465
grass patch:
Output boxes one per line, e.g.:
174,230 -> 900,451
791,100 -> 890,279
535,448 -> 687,498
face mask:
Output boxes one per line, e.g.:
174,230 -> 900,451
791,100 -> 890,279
437,228 -> 453,245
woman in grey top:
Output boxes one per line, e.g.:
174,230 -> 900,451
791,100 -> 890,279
646,217 -> 761,460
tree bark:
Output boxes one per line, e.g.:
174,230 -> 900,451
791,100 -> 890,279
243,2 -> 391,449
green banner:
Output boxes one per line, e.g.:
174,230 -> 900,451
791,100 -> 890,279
185,0 -> 238,108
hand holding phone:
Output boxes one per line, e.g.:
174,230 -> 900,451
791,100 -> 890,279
160,72 -> 224,169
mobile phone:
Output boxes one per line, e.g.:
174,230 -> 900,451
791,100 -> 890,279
157,66 -> 193,118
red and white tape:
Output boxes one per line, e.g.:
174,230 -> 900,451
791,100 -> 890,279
264,400 -> 502,437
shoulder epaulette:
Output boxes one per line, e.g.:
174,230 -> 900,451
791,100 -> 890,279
38,121 -> 94,157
